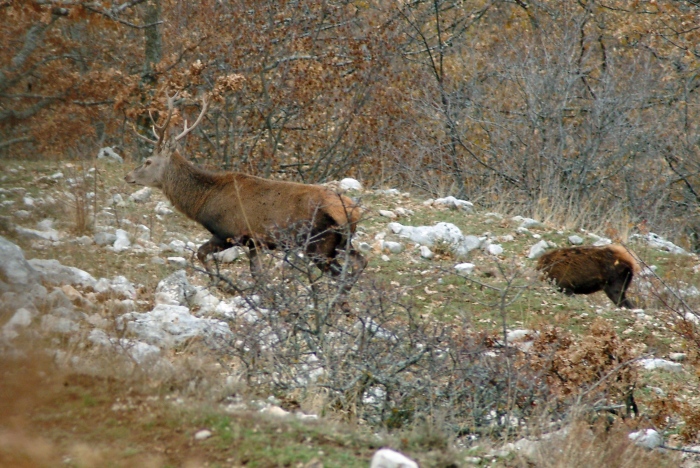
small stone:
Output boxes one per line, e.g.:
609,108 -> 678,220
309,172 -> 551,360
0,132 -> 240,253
358,242 -> 372,253
136,224 -> 150,241
129,187 -> 152,203
97,147 -> 124,163
213,246 -> 243,263
262,405 -> 289,417
419,245 -> 434,259
434,196 -> 474,212
3,308 -> 33,339
370,449 -> 418,468
113,229 -> 131,252
379,210 -> 397,219
455,263 -> 475,274
61,285 -> 83,302
486,243 -> 503,256
528,240 -> 550,259
382,241 -> 404,254
155,201 -> 173,215
568,235 -> 584,245
339,178 -> 362,192
194,429 -> 212,441
94,231 -> 117,246
629,429 -> 663,449
639,358 -> 682,372
74,235 -> 93,246
669,353 -> 687,362
167,257 -> 187,268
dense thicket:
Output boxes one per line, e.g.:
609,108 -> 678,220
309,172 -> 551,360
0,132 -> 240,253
2,0 -> 700,250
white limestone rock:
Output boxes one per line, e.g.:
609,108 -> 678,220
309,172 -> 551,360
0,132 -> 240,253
136,224 -> 150,241
455,263 -> 475,275
155,201 -> 174,215
0,235 -> 40,289
528,240 -> 550,259
155,270 -> 196,306
388,221 -> 482,257
27,258 -> 97,289
167,257 -> 188,268
382,241 -> 404,254
512,216 -> 543,229
194,429 -> 213,441
370,449 -> 418,468
120,304 -> 232,349
41,314 -> 80,334
339,178 -> 363,192
639,232 -> 687,255
434,196 -> 474,212
88,329 -> 162,365
669,353 -> 687,362
2,308 -> 33,340
129,187 -> 152,203
568,235 -> 584,245
213,246 -> 245,263
15,225 -> 60,242
113,229 -> 131,252
190,287 -> 221,314
94,231 -> 117,246
419,245 -> 434,259
639,358 -> 683,372
628,429 -> 663,449
97,146 -> 124,163
486,243 -> 504,256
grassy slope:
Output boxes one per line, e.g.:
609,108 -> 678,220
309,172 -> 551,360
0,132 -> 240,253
0,158 -> 698,466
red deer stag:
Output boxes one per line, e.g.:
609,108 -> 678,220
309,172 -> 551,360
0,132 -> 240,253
536,244 -> 640,309
125,93 -> 367,299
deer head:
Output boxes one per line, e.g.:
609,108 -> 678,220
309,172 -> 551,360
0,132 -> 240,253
125,92 -> 208,187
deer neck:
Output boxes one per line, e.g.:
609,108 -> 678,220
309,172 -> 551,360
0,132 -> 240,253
161,151 -> 217,219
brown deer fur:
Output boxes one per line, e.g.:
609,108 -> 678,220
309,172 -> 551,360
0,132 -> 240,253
124,94 -> 366,296
536,244 -> 640,308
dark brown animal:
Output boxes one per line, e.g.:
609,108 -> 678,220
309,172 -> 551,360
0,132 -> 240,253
125,93 -> 367,295
536,244 -> 640,308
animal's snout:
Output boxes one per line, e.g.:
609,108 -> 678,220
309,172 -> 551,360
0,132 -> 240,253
124,173 -> 135,183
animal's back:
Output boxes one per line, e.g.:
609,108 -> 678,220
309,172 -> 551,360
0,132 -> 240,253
537,244 -> 638,294
204,172 -> 360,240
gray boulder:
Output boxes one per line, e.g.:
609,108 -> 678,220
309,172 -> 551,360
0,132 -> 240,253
120,304 -> 232,349
0,235 -> 39,290
155,270 -> 196,306
28,258 -> 97,289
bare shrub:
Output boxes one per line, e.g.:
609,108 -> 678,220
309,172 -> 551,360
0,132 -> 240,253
528,420 -> 679,468
208,232 -> 645,439
528,319 -> 640,419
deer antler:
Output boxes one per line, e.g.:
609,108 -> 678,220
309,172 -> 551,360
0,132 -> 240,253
131,123 -> 158,145
175,95 -> 209,141
130,92 -> 179,146
131,93 -> 208,146
153,92 -> 179,145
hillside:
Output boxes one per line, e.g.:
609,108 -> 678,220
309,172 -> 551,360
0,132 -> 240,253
1,156 -> 700,467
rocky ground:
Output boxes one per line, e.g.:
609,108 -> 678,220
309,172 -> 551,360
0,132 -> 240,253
1,155 -> 700,467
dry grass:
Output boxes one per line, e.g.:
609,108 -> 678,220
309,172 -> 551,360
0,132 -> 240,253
1,158 -> 699,466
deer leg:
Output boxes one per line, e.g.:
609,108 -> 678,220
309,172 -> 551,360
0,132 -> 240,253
603,275 -> 635,309
247,243 -> 265,280
197,236 -> 232,271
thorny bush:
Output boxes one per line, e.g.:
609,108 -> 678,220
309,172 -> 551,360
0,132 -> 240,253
202,226 -> 643,438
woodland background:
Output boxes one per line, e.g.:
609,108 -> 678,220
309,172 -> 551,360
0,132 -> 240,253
2,0 -> 700,250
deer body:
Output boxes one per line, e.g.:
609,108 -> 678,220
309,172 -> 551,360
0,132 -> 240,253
536,244 -> 639,309
125,94 -> 366,297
